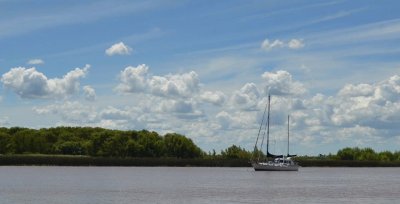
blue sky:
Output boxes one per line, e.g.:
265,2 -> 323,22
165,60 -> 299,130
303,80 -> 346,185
1,0 -> 400,155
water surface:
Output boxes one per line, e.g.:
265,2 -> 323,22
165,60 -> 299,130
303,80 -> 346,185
0,167 -> 399,203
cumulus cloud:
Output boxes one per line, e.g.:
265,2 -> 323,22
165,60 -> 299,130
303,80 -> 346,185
215,110 -> 256,130
331,75 -> 400,128
116,64 -> 200,98
105,42 -> 132,56
215,111 -> 233,129
116,64 -> 149,93
261,70 -> 306,96
34,101 -> 97,123
161,100 -> 194,113
26,66 -> 400,154
83,85 -> 96,101
160,99 -> 204,119
338,83 -> 374,97
261,38 -> 305,50
200,91 -> 226,106
1,64 -> 89,99
100,106 -> 131,120
27,58 -> 44,65
231,83 -> 260,110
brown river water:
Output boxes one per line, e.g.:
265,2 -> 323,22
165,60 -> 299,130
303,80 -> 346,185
0,166 -> 399,203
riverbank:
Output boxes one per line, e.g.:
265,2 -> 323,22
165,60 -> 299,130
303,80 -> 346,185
296,158 -> 400,167
1,155 -> 400,167
0,155 -> 250,167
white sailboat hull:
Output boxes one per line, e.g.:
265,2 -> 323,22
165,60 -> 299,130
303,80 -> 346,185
252,162 -> 299,171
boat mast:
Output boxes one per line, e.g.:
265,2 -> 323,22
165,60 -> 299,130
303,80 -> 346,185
252,102 -> 268,161
266,95 -> 271,157
287,115 -> 290,157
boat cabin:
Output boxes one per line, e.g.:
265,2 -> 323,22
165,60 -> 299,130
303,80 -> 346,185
274,157 -> 295,165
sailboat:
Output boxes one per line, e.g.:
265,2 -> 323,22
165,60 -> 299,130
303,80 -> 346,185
251,95 -> 299,171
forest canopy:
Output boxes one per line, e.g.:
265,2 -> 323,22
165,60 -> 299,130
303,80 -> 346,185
0,127 -> 203,158
1,127 -> 400,163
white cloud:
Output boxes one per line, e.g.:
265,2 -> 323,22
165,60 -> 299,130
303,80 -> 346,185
215,110 -> 256,130
0,116 -> 9,126
115,64 -> 149,93
261,38 -> 305,50
83,85 -> 96,101
231,83 -> 260,110
34,101 -> 97,123
200,91 -> 226,106
26,67 -> 400,154
100,106 -> 131,120
215,111 -> 233,129
27,58 -> 44,65
331,75 -> 400,128
288,39 -> 305,49
105,42 -> 132,56
261,70 -> 306,96
1,64 -> 89,99
116,64 -> 200,98
338,83 -> 374,97
149,71 -> 200,98
261,39 -> 284,50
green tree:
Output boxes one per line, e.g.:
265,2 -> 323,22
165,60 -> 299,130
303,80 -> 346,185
127,140 -> 144,157
89,130 -> 111,156
0,132 -> 13,154
164,133 -> 202,158
378,151 -> 393,162
102,134 -> 129,157
54,141 -> 86,155
337,147 -> 356,160
12,129 -> 37,154
221,145 -> 251,159
137,130 -> 164,157
357,148 -> 377,161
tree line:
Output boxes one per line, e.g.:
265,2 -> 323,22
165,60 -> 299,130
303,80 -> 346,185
0,127 -> 203,158
335,147 -> 400,161
0,127 -> 253,159
1,126 -> 400,162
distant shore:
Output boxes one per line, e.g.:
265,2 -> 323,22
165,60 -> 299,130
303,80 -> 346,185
1,155 -> 400,167
0,155 -> 250,167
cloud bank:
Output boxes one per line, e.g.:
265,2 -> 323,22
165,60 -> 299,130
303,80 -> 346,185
1,65 -> 90,99
4,63 -> 400,154
115,64 -> 200,99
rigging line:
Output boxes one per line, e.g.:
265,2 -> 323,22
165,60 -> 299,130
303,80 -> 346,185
259,94 -> 270,161
253,102 -> 268,161
258,111 -> 269,162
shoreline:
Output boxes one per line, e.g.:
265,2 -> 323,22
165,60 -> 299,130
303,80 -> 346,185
1,155 -> 400,167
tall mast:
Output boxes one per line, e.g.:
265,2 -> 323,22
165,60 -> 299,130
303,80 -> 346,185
266,95 -> 271,156
253,102 -> 268,161
287,115 -> 290,156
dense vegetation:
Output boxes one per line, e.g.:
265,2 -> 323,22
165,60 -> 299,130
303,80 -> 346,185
296,147 -> 400,162
1,127 -> 400,166
0,127 -> 202,158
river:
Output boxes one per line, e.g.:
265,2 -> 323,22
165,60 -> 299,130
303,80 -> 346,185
0,166 -> 399,203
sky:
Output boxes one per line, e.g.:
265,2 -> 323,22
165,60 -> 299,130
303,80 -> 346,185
1,0 -> 400,155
